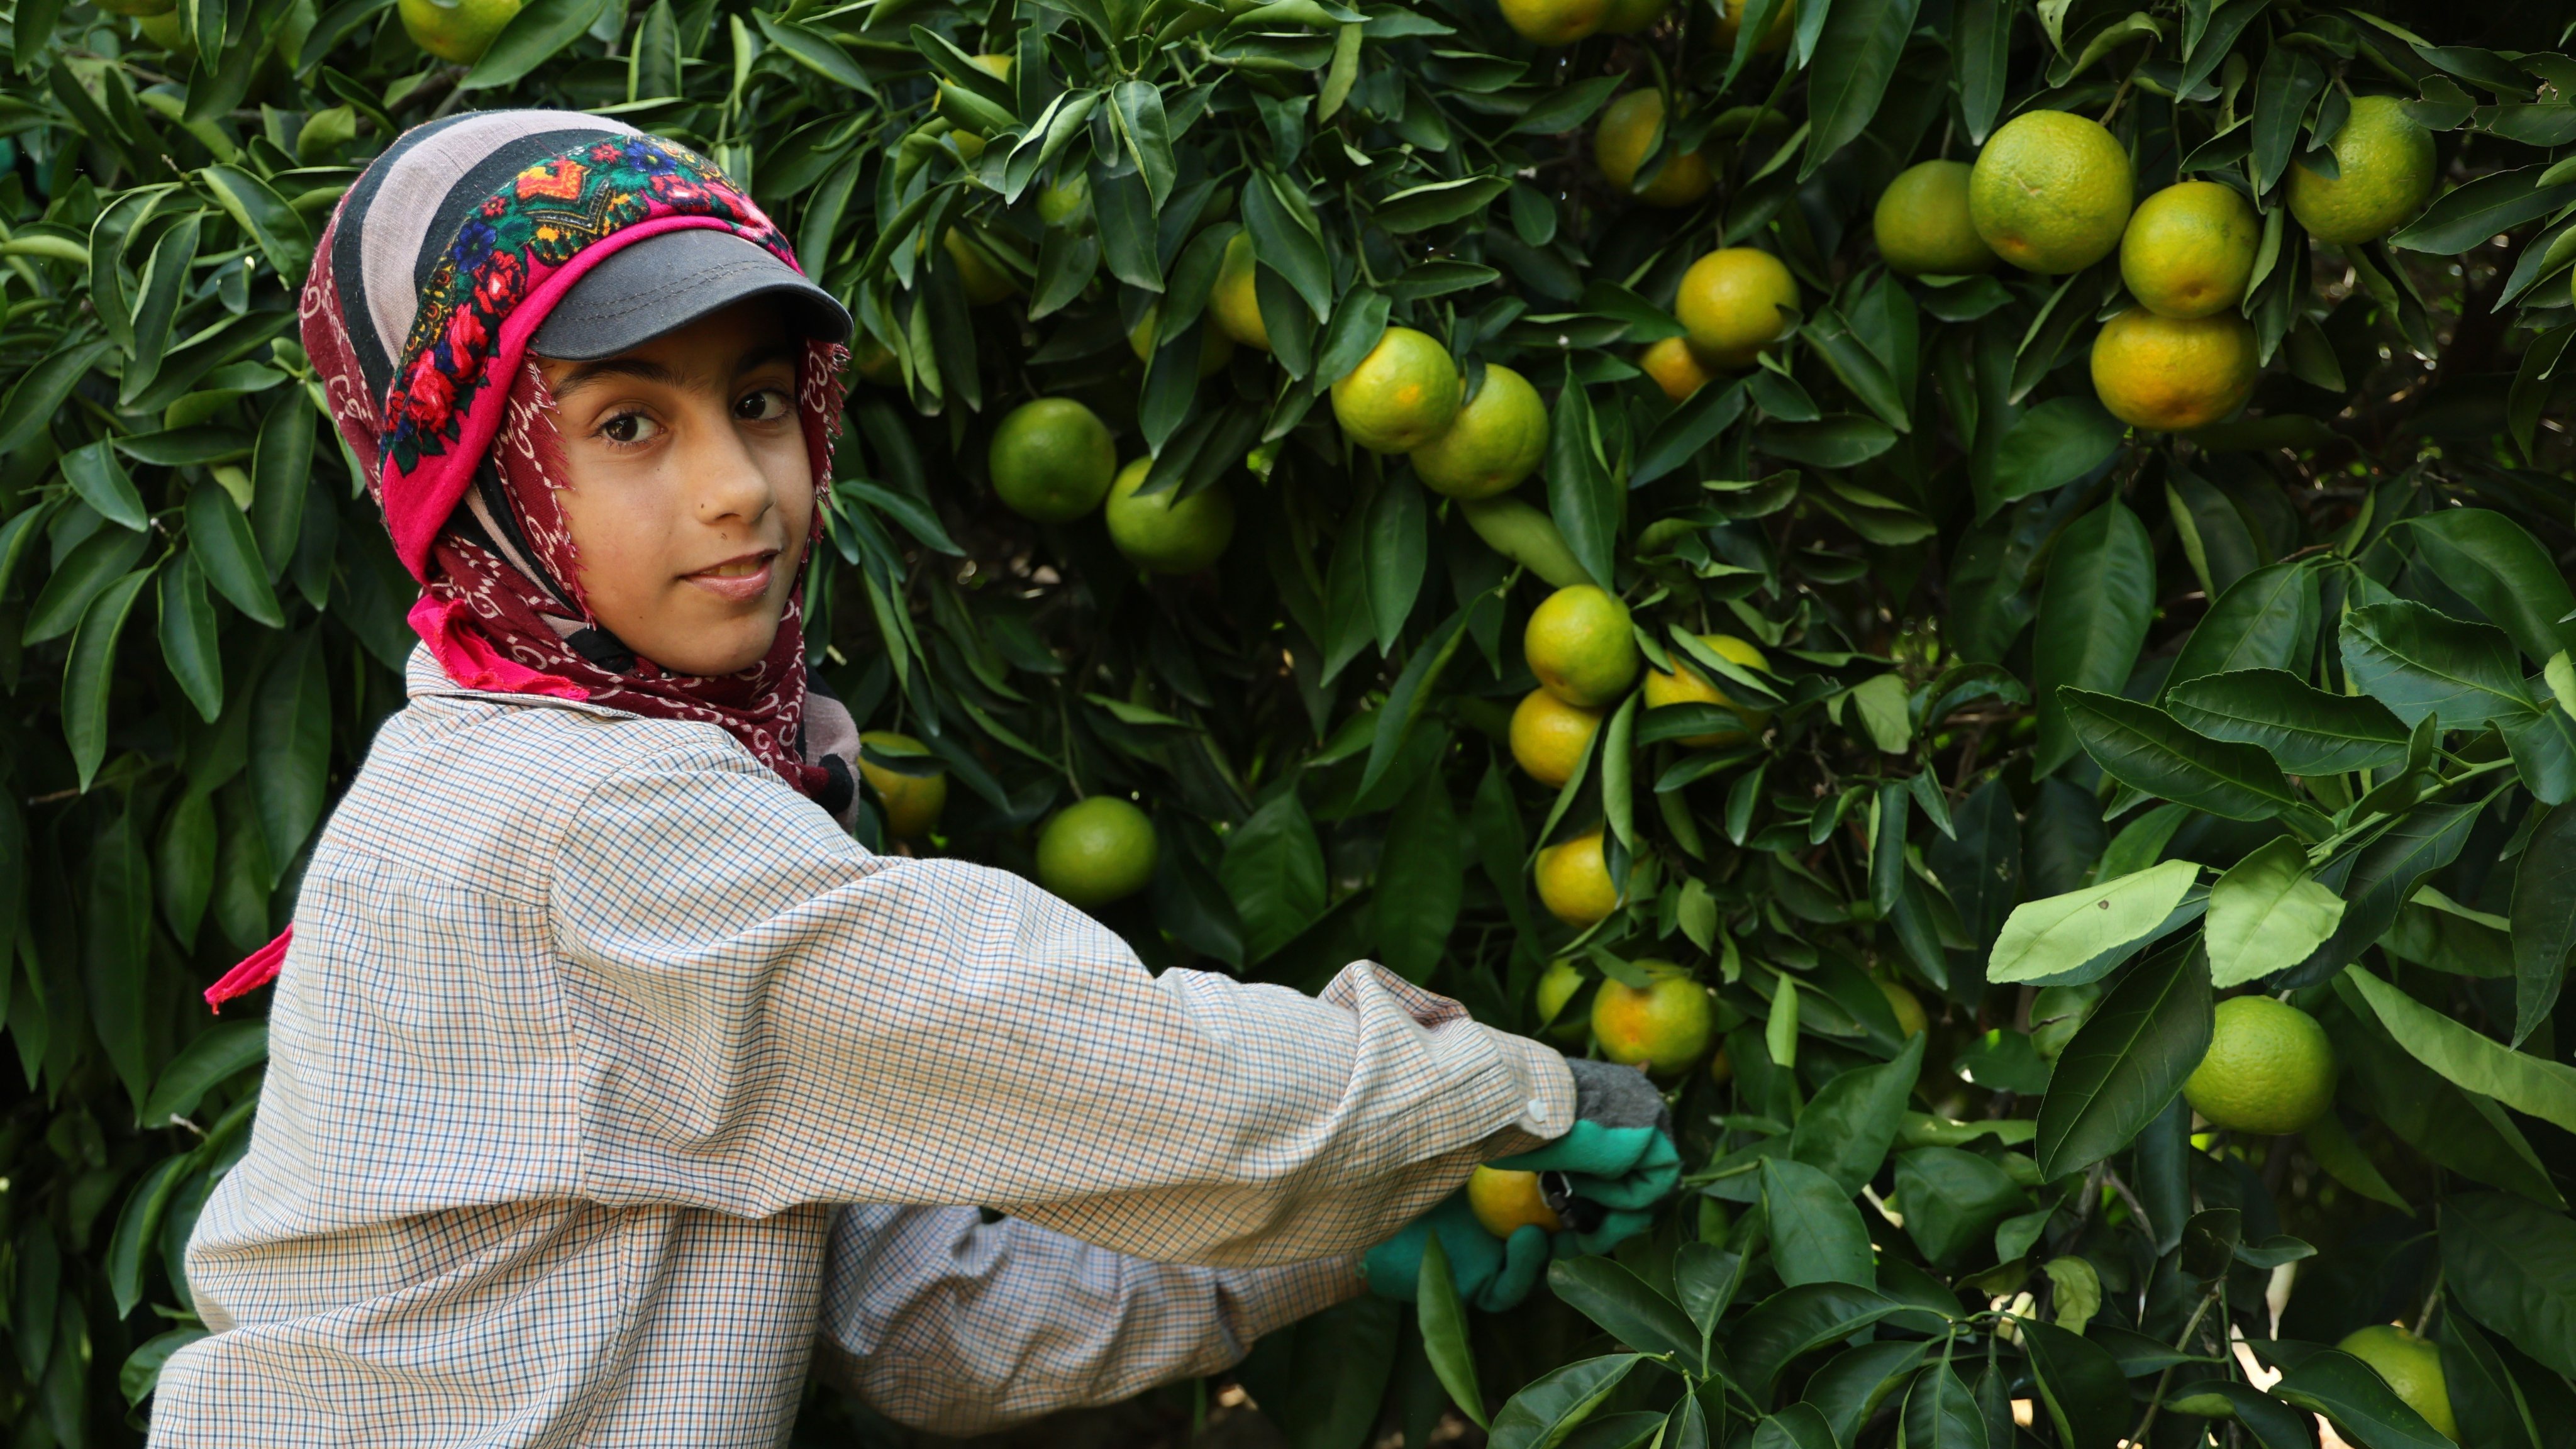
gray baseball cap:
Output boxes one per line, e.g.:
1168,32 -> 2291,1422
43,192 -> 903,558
531,228 -> 852,361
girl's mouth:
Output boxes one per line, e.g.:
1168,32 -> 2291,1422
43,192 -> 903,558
684,550 -> 778,601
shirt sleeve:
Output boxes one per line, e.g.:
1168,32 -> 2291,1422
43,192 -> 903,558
545,739 -> 1576,1265
811,1204 -> 1361,1433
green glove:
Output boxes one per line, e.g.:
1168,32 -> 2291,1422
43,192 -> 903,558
1493,1058 -> 1683,1213
1363,1191 -> 1552,1312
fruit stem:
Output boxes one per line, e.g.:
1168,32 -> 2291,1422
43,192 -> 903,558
2411,1267 -> 2444,1338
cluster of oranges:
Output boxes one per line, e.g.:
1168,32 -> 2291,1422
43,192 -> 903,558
1323,326 -> 1552,501
985,396 -> 1238,574
1868,101 -> 2431,430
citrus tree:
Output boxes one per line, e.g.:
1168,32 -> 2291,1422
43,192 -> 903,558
8,0 -> 2576,1442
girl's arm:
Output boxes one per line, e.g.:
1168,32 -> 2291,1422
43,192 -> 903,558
811,1204 -> 1358,1433
548,737 -> 1574,1265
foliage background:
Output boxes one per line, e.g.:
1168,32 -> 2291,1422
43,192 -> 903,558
6,0 -> 2576,1443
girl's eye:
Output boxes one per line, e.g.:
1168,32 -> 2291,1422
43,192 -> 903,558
737,388 -> 792,423
600,411 -> 659,446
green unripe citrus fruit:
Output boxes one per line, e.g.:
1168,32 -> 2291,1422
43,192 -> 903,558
2121,180 -> 2260,319
856,732 -> 947,840
1035,796 -> 1159,908
2288,95 -> 2435,246
1674,248 -> 1798,368
1875,160 -> 1998,275
2336,1326 -> 2458,1442
1535,958 -> 1590,1041
399,0 -> 520,62
1592,963 -> 1714,1076
1104,457 -> 1235,574
1411,364 -> 1548,500
1524,584 -> 1641,708
1331,327 -> 1462,453
1969,109 -> 2135,274
989,399 -> 1117,523
1211,232 -> 1270,352
2183,996 -> 2336,1135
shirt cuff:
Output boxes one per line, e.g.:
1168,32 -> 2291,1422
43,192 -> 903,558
1470,1032 -> 1577,1160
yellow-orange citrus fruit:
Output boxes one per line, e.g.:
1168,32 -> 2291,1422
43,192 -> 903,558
1128,305 -> 1236,377
1467,1167 -> 1564,1237
1641,633 -> 1771,745
1412,364 -> 1548,499
1595,91 -> 1712,210
1211,232 -> 1270,352
1707,1044 -> 1734,1085
1874,160 -> 1998,275
1881,979 -> 1928,1038
857,732 -> 947,840
1499,0 -> 1607,46
399,0 -> 519,62
1535,958 -> 1590,1040
1597,0 -> 1666,33
1675,248 -> 1799,369
1331,327 -> 1462,453
1525,584 -> 1641,708
2121,180 -> 2260,319
2183,996 -> 2336,1135
1105,458 -> 1235,574
2090,307 -> 2257,432
1641,336 -> 1718,401
2288,95 -> 2435,246
1509,687 -> 1606,789
942,229 -> 1021,305
1536,828 -> 1619,927
1968,110 -> 2135,275
1592,965 -> 1715,1075
1710,0 -> 1792,53
989,398 -> 1118,523
2337,1326 -> 2458,1442
1035,797 -> 1159,908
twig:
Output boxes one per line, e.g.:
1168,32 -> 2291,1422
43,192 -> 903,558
2129,1287 -> 2223,1446
2411,1268 -> 2445,1338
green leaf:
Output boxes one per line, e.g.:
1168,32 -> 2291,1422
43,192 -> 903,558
2407,509 -> 2576,664
248,398 -> 314,575
106,1155 -> 190,1318
87,807 -> 154,1110
1799,0 -> 1924,180
186,482 -> 286,628
2444,1193 -> 2576,1380
1365,471 -> 1426,652
250,629 -> 333,868
62,440 -> 149,532
1789,1031 -> 1924,1194
2033,500 -> 2154,775
1509,75 -> 1623,136
1242,171 -> 1331,320
2017,1322 -> 2128,1449
1377,770 -> 1461,984
122,1327 -> 209,1407
2167,669 -> 2410,775
1374,175 -> 1512,233
1988,397 -> 2124,508
2341,967 -> 2576,1135
2333,975 -> 2562,1207
140,1021 -> 268,1128
1899,1363 -> 1990,1449
0,336 -> 114,455
1220,791 -> 1327,961
1801,1342 -> 1933,1445
26,523 -> 152,644
2035,943 -> 2215,1179
1893,1147 -> 2025,1266
2061,689 -> 2307,821
1760,1157 -> 1875,1289
2168,558 -> 2320,689
1728,1284 -> 1903,1399
2438,1314 -> 2544,1449
747,11 -> 877,95
2272,1350 -> 2454,1449
2510,804 -> 2576,1046
1417,1231 -> 1488,1429
2389,164 -> 2576,253
1547,1257 -> 1702,1360
2291,804 -> 2481,984
2206,837 -> 2346,989
1545,365 -> 1618,594
153,554 -> 223,725
1487,1355 -> 1643,1449
2341,600 -> 2535,731
198,164 -> 314,284
1990,859 -> 2199,985
65,569 -> 155,792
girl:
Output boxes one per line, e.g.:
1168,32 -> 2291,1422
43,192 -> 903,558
153,111 -> 1670,1445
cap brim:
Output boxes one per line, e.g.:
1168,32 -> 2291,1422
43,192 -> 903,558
531,228 -> 852,362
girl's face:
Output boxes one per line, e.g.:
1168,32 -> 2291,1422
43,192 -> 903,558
536,300 -> 814,677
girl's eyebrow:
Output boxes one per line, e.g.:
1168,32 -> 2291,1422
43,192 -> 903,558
549,340 -> 800,401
